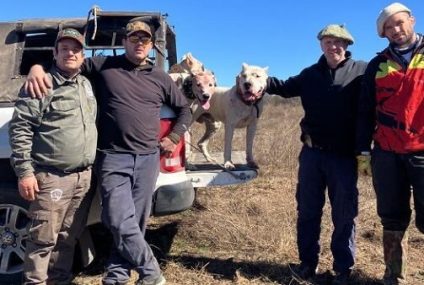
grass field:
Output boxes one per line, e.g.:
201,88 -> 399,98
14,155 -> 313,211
73,97 -> 424,285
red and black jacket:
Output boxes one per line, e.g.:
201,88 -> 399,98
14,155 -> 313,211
356,34 -> 424,154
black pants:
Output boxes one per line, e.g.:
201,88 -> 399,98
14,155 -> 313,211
296,146 -> 358,273
97,151 -> 161,284
372,147 -> 424,233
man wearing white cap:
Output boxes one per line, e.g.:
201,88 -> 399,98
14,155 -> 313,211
356,2 -> 424,284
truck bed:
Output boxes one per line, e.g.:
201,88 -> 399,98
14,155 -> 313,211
186,151 -> 258,188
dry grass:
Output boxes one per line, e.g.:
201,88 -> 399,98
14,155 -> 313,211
73,97 -> 424,285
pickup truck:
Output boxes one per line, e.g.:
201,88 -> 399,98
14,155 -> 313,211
0,7 -> 258,284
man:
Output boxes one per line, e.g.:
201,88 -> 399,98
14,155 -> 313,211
266,24 -> 367,285
356,3 -> 424,284
9,28 -> 97,285
26,18 -> 191,285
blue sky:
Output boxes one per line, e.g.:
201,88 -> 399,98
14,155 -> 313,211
1,1 -> 423,86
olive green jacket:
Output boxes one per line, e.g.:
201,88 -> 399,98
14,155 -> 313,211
9,66 -> 97,178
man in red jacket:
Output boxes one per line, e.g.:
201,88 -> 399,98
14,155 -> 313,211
356,2 -> 424,284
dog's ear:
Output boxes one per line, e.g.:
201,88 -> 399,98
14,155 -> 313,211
242,63 -> 248,71
213,74 -> 218,87
263,66 -> 269,73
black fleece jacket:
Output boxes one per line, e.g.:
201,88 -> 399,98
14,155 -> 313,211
267,53 -> 367,155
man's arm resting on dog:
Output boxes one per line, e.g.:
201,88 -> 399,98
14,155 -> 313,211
25,64 -> 52,98
266,76 -> 302,98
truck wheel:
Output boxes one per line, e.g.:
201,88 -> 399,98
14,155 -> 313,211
0,184 -> 30,284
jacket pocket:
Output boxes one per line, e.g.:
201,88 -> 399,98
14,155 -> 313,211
50,99 -> 80,111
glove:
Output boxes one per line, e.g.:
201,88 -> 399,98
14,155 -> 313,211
357,154 -> 372,176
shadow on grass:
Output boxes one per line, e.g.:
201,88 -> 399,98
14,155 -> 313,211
78,221 -> 180,276
76,221 -> 383,284
169,255 -> 382,285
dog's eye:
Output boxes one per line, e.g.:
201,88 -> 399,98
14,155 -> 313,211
208,83 -> 214,87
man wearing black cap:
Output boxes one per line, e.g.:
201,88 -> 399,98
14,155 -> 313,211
266,24 -> 367,285
356,2 -> 424,284
9,28 -> 97,284
25,18 -> 190,285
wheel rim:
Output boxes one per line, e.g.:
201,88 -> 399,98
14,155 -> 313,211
0,204 -> 29,275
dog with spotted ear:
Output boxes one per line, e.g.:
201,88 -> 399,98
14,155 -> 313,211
196,63 -> 269,169
168,53 -> 218,169
168,53 -> 216,120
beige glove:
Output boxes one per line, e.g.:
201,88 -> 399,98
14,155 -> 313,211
357,154 -> 372,176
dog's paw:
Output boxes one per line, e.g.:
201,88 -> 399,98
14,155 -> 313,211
247,160 -> 259,169
204,154 -> 214,162
224,161 -> 236,170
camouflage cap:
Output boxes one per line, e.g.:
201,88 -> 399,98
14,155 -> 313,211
126,19 -> 152,37
55,28 -> 85,48
317,24 -> 354,45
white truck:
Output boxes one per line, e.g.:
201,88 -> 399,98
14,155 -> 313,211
0,8 -> 258,284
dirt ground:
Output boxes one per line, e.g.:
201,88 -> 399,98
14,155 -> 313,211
73,98 -> 424,285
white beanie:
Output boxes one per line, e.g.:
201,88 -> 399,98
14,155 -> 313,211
377,2 -> 411,37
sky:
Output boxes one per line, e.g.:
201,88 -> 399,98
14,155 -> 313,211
1,0 -> 423,86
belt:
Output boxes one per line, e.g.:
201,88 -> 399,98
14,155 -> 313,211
36,165 -> 92,174
63,166 -> 92,174
303,134 -> 327,150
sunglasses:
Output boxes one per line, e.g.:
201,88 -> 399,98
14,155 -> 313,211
127,35 -> 152,45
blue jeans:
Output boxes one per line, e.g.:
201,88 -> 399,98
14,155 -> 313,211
296,146 -> 358,273
97,151 -> 161,284
372,147 -> 424,233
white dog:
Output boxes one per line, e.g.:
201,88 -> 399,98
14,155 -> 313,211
197,63 -> 268,169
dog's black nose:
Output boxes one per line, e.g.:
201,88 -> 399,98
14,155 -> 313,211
244,82 -> 252,89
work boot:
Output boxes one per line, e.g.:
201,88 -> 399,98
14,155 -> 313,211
136,273 -> 166,285
290,263 -> 317,281
332,270 -> 351,285
382,230 -> 408,285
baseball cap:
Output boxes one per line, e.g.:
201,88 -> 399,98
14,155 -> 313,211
55,28 -> 85,48
317,24 -> 354,45
126,19 -> 152,37
377,2 -> 411,37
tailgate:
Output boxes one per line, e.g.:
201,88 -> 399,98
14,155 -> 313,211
186,151 -> 258,187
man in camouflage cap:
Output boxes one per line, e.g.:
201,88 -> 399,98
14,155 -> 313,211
24,14 -> 192,285
266,24 -> 367,285
9,27 -> 97,284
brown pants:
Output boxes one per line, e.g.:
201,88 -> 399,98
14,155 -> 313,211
23,168 -> 92,285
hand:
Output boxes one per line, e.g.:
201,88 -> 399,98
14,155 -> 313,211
24,65 -> 52,98
160,136 -> 177,157
18,175 -> 39,201
357,155 -> 372,176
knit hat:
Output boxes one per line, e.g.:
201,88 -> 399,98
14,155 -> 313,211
377,2 -> 411,37
317,24 -> 354,45
55,28 -> 85,48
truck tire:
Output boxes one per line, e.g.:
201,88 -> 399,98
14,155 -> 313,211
0,183 -> 30,284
